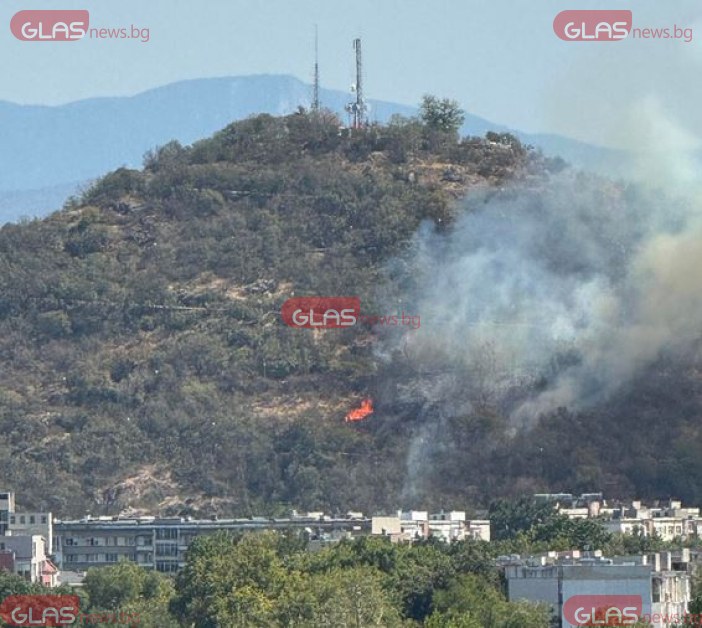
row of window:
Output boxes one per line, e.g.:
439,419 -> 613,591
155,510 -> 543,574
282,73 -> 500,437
64,554 -> 182,571
622,524 -> 688,535
63,536 -> 152,547
0,541 -> 42,554
155,528 -> 178,540
9,515 -> 48,525
65,553 -> 126,563
156,562 -> 179,573
155,543 -> 178,557
62,530 -> 182,546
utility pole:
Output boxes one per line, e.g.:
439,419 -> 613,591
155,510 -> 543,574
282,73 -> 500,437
312,25 -> 320,113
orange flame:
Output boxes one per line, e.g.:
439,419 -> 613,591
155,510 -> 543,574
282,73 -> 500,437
345,398 -> 373,422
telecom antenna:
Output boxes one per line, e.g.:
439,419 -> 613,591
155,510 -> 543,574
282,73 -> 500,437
312,25 -> 320,112
346,38 -> 367,128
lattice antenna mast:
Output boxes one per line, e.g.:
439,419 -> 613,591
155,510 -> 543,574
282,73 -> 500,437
346,38 -> 367,128
312,25 -> 320,112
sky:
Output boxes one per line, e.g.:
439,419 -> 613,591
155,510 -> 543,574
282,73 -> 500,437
1,0 -> 701,148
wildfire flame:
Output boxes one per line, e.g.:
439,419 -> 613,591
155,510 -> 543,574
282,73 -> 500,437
345,398 -> 373,422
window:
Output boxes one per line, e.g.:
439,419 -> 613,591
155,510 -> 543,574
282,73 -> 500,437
105,553 -> 118,563
9,516 -> 15,525
29,516 -> 35,525
41,516 -> 47,524
19,516 -> 25,524
156,561 -> 179,573
653,579 -> 661,603
156,528 -> 178,540
156,542 -> 178,557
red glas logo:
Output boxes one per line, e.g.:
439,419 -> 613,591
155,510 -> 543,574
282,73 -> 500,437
0,595 -> 80,626
563,595 -> 642,626
281,297 -> 360,328
553,10 -> 632,41
10,10 -> 89,41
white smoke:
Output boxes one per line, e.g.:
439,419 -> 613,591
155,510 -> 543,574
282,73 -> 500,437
393,101 -> 702,428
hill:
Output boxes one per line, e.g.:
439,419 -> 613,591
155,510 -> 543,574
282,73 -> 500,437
0,74 -> 619,222
2,110 -> 701,518
0,110 -> 562,516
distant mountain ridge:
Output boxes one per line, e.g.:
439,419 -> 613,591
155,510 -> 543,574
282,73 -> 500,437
0,74 -> 618,222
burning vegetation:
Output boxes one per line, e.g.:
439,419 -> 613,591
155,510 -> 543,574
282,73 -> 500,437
345,398 -> 374,423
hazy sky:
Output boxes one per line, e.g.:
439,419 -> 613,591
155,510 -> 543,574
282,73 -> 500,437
2,0 -> 701,148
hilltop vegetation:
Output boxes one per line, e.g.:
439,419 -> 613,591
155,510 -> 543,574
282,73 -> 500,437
3,103 -> 699,518
0,105 -> 559,516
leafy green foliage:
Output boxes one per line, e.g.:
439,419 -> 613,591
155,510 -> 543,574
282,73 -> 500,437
83,561 -> 176,627
168,531 -> 548,627
420,95 -> 466,135
76,521 -> 676,627
0,108 -> 539,517
170,531 -> 404,626
425,574 -> 550,628
488,497 -> 559,541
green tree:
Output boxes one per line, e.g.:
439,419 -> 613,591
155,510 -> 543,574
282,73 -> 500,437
527,516 -> 612,551
0,569 -> 44,598
488,497 -> 558,541
426,573 -> 550,628
83,561 -> 147,610
82,561 -> 176,627
604,529 -> 668,555
419,95 -> 465,134
300,536 -> 454,622
276,566 -> 403,627
170,531 -> 288,627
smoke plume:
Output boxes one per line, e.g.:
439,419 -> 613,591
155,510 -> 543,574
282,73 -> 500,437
390,108 -> 702,429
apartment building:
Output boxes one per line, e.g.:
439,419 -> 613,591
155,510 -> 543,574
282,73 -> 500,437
0,534 -> 57,586
534,492 -> 604,519
9,511 -> 53,554
504,551 -> 692,628
371,510 -> 491,543
602,500 -> 701,541
55,513 -> 370,573
535,493 -> 702,541
0,491 -> 14,536
0,490 -> 57,585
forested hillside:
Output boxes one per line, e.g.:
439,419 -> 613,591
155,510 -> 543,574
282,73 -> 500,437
1,106 -> 696,518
